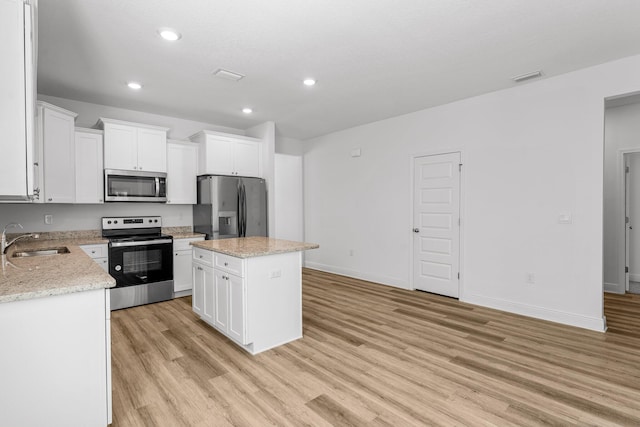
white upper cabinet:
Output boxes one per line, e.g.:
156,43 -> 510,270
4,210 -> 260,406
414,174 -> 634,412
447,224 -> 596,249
99,118 -> 168,173
166,140 -> 198,204
75,128 -> 104,204
190,130 -> 263,178
37,102 -> 78,204
0,0 -> 36,201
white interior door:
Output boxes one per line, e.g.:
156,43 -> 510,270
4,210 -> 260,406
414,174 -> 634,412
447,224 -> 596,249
413,152 -> 461,298
625,154 -> 631,291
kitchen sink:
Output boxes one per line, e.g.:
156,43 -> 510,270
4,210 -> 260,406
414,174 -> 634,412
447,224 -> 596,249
12,247 -> 71,257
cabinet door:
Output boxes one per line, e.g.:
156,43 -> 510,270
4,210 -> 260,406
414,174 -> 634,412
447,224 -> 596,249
43,107 -> 76,203
104,123 -> 137,171
0,0 -> 33,200
75,131 -> 103,203
137,128 -> 167,172
173,250 -> 193,292
213,270 -> 229,331
167,142 -> 197,204
227,273 -> 247,344
233,141 -> 262,178
202,265 -> 215,324
201,137 -> 234,175
192,263 -> 205,317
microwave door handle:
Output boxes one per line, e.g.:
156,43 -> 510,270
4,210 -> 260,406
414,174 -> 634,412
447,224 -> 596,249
155,177 -> 160,197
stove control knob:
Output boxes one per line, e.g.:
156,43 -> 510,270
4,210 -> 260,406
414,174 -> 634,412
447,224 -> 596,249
154,219 -> 158,223
107,220 -> 112,224
115,265 -> 122,272
114,220 -> 118,224
148,219 -> 152,223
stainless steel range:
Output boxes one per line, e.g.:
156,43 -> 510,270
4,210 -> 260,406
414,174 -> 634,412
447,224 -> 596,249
102,216 -> 173,310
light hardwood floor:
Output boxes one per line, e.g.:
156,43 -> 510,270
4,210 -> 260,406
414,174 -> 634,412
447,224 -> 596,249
111,269 -> 640,426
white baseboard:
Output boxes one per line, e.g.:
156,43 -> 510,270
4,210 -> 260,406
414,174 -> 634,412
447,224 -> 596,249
604,282 -> 625,294
463,293 -> 606,332
303,261 -> 410,290
629,274 -> 640,282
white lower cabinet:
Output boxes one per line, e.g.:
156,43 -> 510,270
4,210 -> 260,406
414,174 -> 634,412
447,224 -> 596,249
192,262 -> 214,324
192,248 -> 301,354
174,237 -> 205,294
0,289 -> 111,427
80,243 -> 109,272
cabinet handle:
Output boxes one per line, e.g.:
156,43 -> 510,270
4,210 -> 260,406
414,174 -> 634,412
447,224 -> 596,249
47,198 -> 52,202
199,255 -> 203,258
224,262 -> 228,266
197,266 -> 203,271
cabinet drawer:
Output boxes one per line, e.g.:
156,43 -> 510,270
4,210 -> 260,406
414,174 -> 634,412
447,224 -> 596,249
193,247 -> 214,267
80,244 -> 107,259
214,253 -> 244,277
174,237 -> 204,252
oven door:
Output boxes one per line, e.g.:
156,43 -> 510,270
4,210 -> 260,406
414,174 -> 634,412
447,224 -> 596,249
108,239 -> 173,287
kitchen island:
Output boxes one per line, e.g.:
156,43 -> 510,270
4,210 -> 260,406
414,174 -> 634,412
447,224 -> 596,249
0,237 -> 114,427
191,237 -> 318,354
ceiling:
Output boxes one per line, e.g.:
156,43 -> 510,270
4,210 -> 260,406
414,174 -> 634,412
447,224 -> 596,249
37,0 -> 640,140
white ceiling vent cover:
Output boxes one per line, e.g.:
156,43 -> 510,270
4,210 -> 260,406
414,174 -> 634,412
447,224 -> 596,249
213,69 -> 245,81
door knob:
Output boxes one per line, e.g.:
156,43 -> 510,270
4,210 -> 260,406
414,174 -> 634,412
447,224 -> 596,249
413,228 -> 420,233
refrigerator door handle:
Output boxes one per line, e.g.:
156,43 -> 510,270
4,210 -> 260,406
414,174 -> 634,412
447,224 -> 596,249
240,183 -> 247,237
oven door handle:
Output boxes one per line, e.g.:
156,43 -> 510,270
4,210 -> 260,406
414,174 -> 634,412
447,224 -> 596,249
110,239 -> 173,248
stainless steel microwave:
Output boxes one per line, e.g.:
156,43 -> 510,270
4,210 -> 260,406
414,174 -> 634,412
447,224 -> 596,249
104,169 -> 167,202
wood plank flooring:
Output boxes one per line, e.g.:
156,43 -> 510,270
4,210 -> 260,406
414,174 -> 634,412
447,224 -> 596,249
110,269 -> 640,426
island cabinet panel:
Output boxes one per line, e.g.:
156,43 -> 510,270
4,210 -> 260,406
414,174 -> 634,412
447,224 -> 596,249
192,248 -> 302,354
0,289 -> 111,427
192,262 -> 214,324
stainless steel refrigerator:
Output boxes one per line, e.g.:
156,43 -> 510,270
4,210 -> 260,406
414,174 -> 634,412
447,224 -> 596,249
193,175 -> 268,240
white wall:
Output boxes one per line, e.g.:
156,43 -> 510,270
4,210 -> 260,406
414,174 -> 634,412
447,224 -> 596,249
0,203 -> 191,233
304,53 -> 640,332
274,154 -> 304,241
603,102 -> 640,292
37,94 -> 244,140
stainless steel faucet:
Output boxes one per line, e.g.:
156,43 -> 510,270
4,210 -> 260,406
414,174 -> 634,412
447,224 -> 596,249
1,223 -> 40,255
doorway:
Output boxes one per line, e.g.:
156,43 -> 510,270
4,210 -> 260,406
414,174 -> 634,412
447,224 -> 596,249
412,152 -> 461,298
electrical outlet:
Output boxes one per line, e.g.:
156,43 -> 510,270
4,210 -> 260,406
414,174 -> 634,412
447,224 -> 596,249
526,272 -> 535,284
44,214 -> 53,225
270,269 -> 281,278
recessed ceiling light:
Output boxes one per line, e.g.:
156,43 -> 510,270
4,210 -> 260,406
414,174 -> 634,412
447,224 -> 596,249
158,28 -> 181,41
242,107 -> 253,114
303,78 -> 316,86
127,82 -> 142,90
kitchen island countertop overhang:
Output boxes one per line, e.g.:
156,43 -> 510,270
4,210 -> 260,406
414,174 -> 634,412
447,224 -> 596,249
190,236 -> 319,258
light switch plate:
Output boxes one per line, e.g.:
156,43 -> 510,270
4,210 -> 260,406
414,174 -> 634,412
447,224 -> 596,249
44,214 -> 53,225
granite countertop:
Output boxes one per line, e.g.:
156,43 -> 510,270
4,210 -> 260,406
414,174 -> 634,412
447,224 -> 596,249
170,232 -> 206,239
191,236 -> 319,258
0,236 -> 115,304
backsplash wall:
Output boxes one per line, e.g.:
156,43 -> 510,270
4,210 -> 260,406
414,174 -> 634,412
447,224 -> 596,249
0,203 -> 192,233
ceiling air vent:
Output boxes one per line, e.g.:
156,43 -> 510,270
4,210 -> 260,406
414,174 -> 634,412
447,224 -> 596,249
213,69 -> 245,82
512,70 -> 543,83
